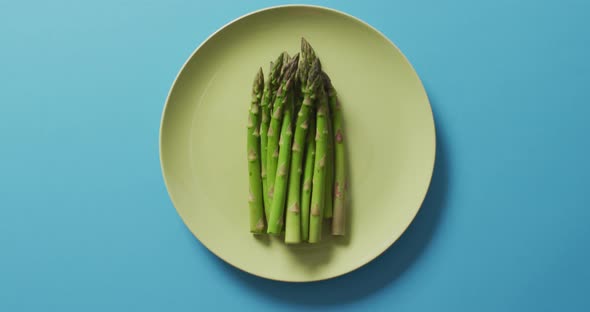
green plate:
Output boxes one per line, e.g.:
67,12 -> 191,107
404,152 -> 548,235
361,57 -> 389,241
160,5 -> 435,282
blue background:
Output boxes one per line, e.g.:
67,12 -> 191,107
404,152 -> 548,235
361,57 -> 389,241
2,0 -> 589,310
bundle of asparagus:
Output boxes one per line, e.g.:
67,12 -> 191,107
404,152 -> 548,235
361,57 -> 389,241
247,38 -> 346,243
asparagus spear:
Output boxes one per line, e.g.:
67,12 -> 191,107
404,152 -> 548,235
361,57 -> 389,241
267,88 -> 296,234
260,55 -> 285,220
266,56 -> 299,211
324,91 -> 335,219
324,73 -> 347,235
285,41 -> 321,243
280,52 -> 297,233
308,86 -> 329,243
247,68 -> 265,233
300,112 -> 316,242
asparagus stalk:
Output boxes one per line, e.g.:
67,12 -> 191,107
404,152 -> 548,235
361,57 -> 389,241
280,53 -> 294,235
324,74 -> 347,235
300,112 -> 316,242
324,92 -> 335,219
266,56 -> 299,210
267,88 -> 295,234
260,55 -> 285,220
308,86 -> 329,243
285,42 -> 321,243
247,68 -> 265,233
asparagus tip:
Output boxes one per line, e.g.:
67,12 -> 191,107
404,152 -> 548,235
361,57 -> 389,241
298,38 -> 318,86
258,67 -> 264,81
252,68 -> 264,97
301,37 -> 310,53
322,71 -> 337,97
307,59 -> 322,90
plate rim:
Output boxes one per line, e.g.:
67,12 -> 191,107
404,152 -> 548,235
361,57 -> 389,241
159,4 -> 437,283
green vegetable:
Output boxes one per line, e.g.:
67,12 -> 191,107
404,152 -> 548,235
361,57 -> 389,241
300,112 -> 316,242
265,57 -> 299,209
324,89 -> 335,219
267,55 -> 300,234
285,40 -> 321,243
267,89 -> 295,234
308,86 -> 329,243
324,73 -> 347,235
247,68 -> 265,233
247,38 -> 348,240
260,55 -> 285,220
